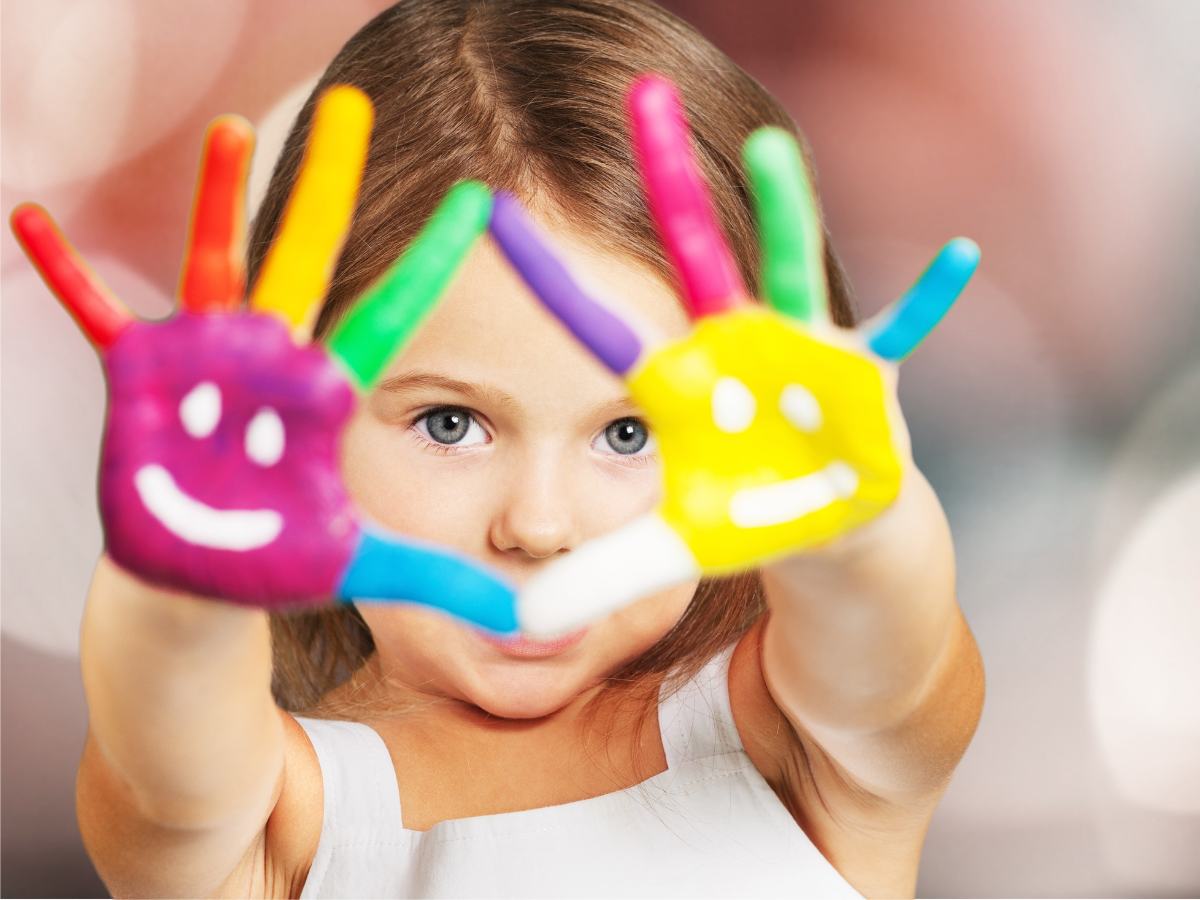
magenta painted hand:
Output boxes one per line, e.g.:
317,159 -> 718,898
10,88 -> 517,631
99,312 -> 357,603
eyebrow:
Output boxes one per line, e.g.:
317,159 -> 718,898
377,370 -> 642,421
377,371 -> 519,409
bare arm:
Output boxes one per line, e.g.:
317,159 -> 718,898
760,462 -> 985,804
77,555 -> 287,897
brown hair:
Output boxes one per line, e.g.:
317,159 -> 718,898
249,0 -> 856,722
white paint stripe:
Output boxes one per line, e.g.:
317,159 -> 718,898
729,461 -> 859,528
517,512 -> 700,636
134,464 -> 283,551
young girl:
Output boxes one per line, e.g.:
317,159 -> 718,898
62,1 -> 984,897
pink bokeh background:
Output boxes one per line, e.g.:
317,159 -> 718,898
3,1 -> 1198,896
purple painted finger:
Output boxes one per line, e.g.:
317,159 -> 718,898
489,192 -> 643,376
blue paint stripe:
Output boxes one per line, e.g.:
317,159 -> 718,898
337,527 -> 518,635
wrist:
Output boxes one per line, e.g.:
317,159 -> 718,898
764,457 -> 937,582
91,554 -> 267,650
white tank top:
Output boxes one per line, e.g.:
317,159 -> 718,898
295,643 -> 861,898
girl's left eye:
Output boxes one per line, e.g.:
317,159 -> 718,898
593,417 -> 657,459
413,406 -> 489,447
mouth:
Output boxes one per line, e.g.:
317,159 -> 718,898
728,461 -> 859,528
133,464 -> 283,551
478,627 -> 589,658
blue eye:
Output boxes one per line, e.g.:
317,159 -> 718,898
414,407 -> 488,446
594,417 -> 656,457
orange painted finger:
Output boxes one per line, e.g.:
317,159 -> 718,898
179,115 -> 254,313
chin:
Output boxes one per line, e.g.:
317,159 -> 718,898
462,655 -> 594,720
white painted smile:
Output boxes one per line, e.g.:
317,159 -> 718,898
133,464 -> 283,551
729,461 -> 859,528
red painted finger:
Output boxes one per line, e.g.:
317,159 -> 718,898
10,203 -> 133,350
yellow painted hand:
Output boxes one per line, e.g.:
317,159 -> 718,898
629,308 -> 902,571
489,75 -> 978,635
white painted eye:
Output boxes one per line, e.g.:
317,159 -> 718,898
245,408 -> 285,467
179,381 -> 221,438
780,384 -> 822,432
712,377 -> 756,433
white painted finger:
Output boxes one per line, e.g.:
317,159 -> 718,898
517,512 -> 700,637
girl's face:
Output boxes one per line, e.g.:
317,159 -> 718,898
342,207 -> 697,721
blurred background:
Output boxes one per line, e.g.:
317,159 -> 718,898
2,0 -> 1197,896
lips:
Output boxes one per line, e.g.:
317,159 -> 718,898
480,627 -> 589,658
133,463 -> 283,551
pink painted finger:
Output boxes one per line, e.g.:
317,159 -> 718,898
629,74 -> 745,318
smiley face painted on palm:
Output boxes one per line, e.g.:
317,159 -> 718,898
100,313 -> 357,602
628,309 -> 900,571
11,88 -> 518,630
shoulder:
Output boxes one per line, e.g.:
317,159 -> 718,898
258,709 -> 326,899
726,614 -> 792,790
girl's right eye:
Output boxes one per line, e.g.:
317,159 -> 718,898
412,406 -> 489,447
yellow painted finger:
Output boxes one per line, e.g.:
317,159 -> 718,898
250,85 -> 373,338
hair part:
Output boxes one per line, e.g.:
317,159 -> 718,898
251,0 -> 856,733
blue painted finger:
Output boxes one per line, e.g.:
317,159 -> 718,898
338,526 -> 518,634
865,238 -> 980,362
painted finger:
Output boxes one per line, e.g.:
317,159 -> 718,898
517,512 -> 700,637
743,127 -> 829,325
864,238 -> 980,362
179,115 -> 254,313
488,191 -> 646,376
249,85 -> 373,340
329,181 -> 493,390
629,74 -> 745,318
10,203 -> 133,350
338,525 -> 519,635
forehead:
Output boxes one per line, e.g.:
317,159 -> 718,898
388,211 -> 691,401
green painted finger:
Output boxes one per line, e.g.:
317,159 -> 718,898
328,181 -> 492,390
743,128 -> 829,324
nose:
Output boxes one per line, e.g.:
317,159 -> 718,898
489,451 -> 578,560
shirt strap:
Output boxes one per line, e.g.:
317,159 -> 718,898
294,716 -> 405,845
656,642 -> 744,769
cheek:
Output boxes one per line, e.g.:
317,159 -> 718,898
339,410 -> 398,514
584,462 -> 665,536
358,602 -> 461,660
610,579 -> 697,650
338,410 -> 492,544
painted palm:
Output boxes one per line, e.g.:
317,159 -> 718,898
11,86 -> 516,633
490,74 -> 979,636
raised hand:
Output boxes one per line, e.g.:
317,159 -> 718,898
490,74 -> 978,636
11,86 -> 517,633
